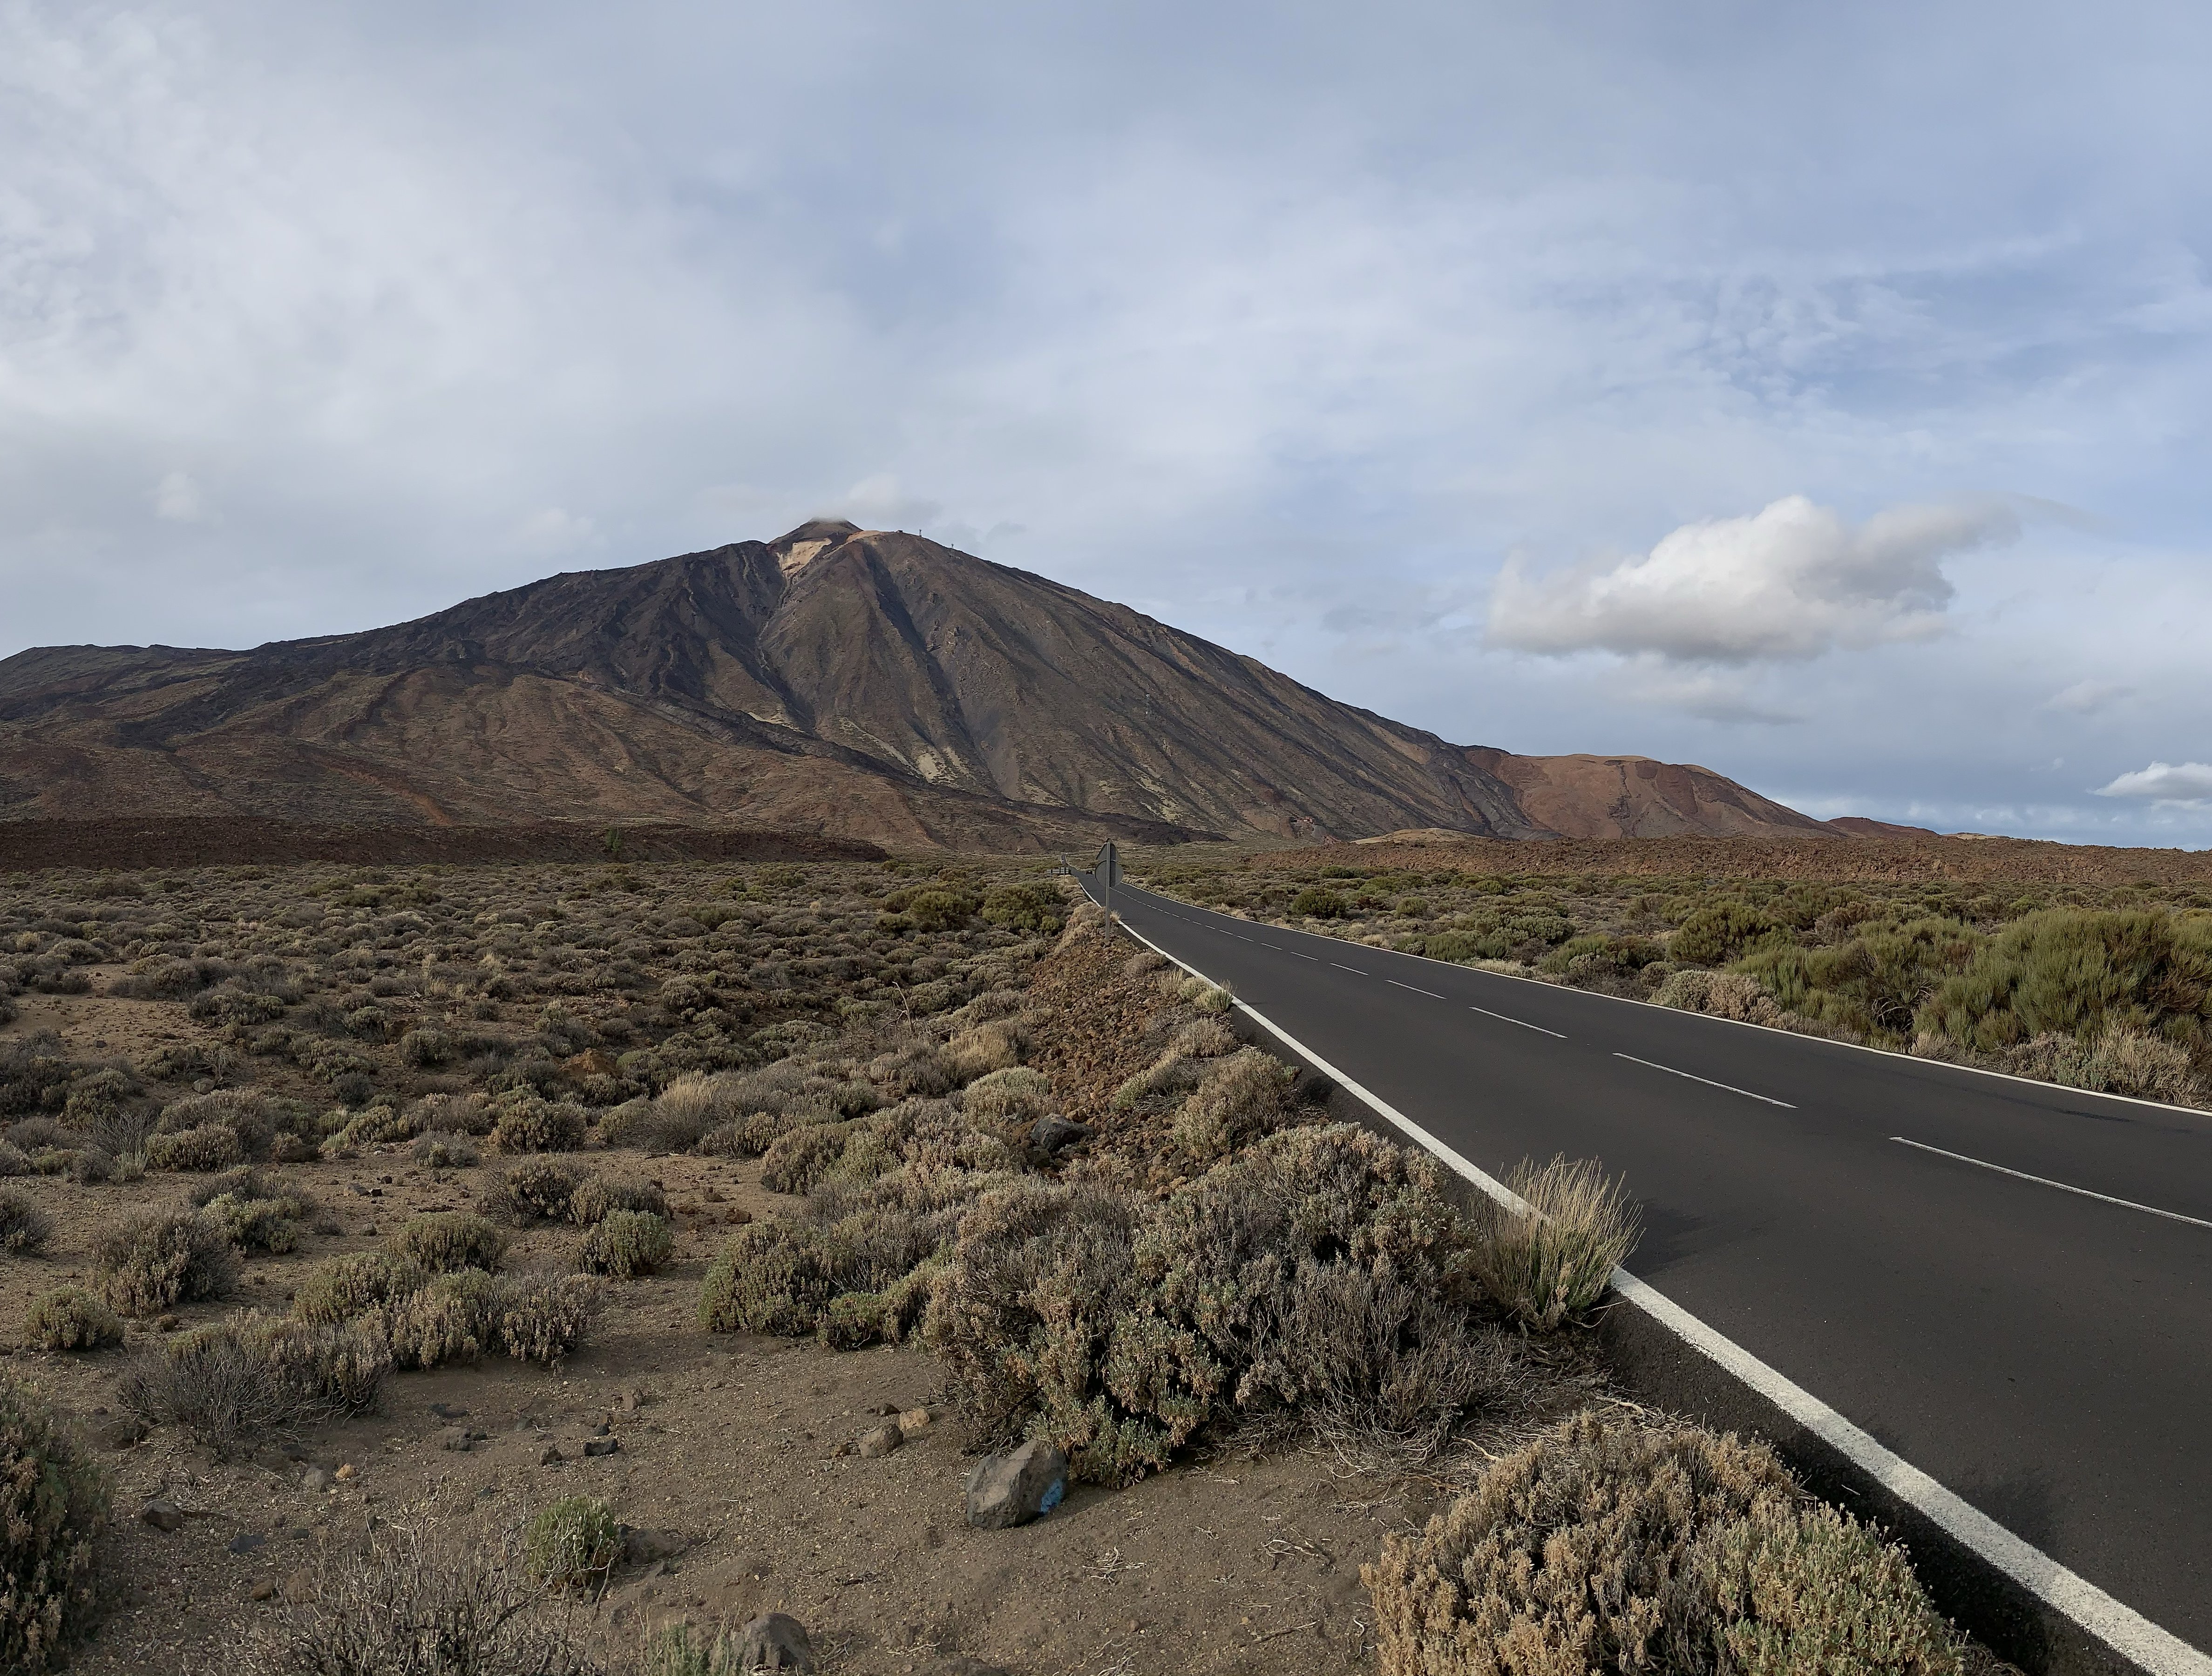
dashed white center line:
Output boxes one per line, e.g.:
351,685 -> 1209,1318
1387,979 -> 1445,999
1615,1052 -> 1794,1108
1330,962 -> 1369,975
1468,1003 -> 1567,1040
1893,1137 -> 2212,1230
1288,952 -> 1318,962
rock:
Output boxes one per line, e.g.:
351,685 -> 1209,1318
140,1498 -> 186,1532
539,1444 -> 565,1466
1030,1115 -> 1093,1155
250,1580 -> 276,1602
965,1439 -> 1067,1529
333,1463 -> 356,1482
301,1468 -> 329,1493
227,1531 -> 268,1555
731,1612 -> 814,1672
857,1423 -> 903,1459
437,1427 -> 473,1453
897,1407 -> 933,1437
582,1435 -> 619,1458
428,1401 -> 469,1420
867,1402 -> 900,1417
281,1569 -> 315,1605
621,1526 -> 688,1565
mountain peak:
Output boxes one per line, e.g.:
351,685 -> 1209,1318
0,525 -> 1828,852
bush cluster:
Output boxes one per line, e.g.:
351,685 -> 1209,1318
24,1287 -> 125,1352
94,1207 -> 239,1316
120,1313 -> 389,1443
1363,1410 -> 1960,1676
294,1247 -> 600,1371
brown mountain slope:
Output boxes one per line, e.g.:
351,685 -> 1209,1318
0,522 -> 1830,850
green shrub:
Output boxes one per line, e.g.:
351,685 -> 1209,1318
979,882 -> 1066,934
489,1095 -> 587,1155
575,1210 -> 673,1278
1291,887 -> 1347,918
190,1167 -> 320,1253
292,1251 -> 427,1325
639,1622 -> 758,1676
24,1288 -> 123,1352
1362,1411 -> 1958,1676
567,1175 -> 668,1225
378,1270 -> 499,1369
154,1089 -> 280,1159
95,1208 -> 239,1316
523,1496 -> 620,1593
143,1123 -> 243,1173
1671,900 -> 1788,966
1919,908 -> 2212,1056
700,1221 -> 848,1335
1467,1156 -> 1641,1330
0,1374 -> 108,1671
960,1066 -> 1052,1123
488,1274 -> 601,1365
410,1130 -> 480,1169
0,1186 -> 53,1254
391,1212 -> 508,1274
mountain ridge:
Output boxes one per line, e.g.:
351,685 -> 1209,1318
0,521 -> 1840,851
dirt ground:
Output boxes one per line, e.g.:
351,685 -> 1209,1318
0,944 -> 1586,1676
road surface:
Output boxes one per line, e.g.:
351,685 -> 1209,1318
1087,878 -> 2212,1655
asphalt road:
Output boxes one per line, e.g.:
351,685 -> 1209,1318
1086,878 -> 2212,1655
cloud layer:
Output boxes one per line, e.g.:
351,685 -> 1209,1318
2097,763 -> 2212,804
0,2 -> 2209,844
1487,496 -> 2016,663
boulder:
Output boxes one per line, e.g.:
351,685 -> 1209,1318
857,1423 -> 903,1459
140,1498 -> 186,1532
1029,1115 -> 1093,1155
965,1439 -> 1067,1529
731,1611 -> 814,1671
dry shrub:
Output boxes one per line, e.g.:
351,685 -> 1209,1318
946,1016 -> 1028,1081
923,1125 -> 1494,1484
695,1110 -> 792,1159
2002,1025 -> 2197,1104
320,1103 -> 421,1156
155,1089 -> 282,1159
1168,1016 -> 1238,1058
960,1066 -> 1052,1123
143,1122 -> 244,1173
120,1313 -> 388,1443
244,1500 -> 602,1676
1362,1410 -> 1958,1676
760,1099 -> 1014,1198
1123,949 -> 1169,977
1168,1047 -> 1293,1161
0,1185 -> 53,1254
0,1374 -> 108,1672
1655,968 -> 1788,1027
491,1275 -> 602,1366
95,1207 -> 239,1316
24,1287 -> 123,1352
1468,1156 -> 1641,1331
699,1221 -> 848,1336
0,1141 -> 31,1177
567,1176 -> 668,1226
614,1073 -> 729,1152
1111,1051 -> 1199,1110
494,1159 -> 589,1223
413,1090 -> 495,1136
575,1210 -> 673,1278
374,1270 -> 602,1370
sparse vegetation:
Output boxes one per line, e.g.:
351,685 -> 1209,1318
391,1210 -> 509,1273
1468,1155 -> 1642,1330
0,1373 -> 109,1671
0,1185 -> 54,1254
119,1313 -> 389,1443
575,1208 -> 673,1278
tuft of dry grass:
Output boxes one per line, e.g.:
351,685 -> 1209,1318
1468,1156 -> 1641,1331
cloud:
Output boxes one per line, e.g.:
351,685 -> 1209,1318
1487,495 -> 2018,663
2042,678 -> 2134,715
154,471 -> 204,522
510,508 -> 598,558
2094,762 -> 2212,804
1626,668 -> 1805,725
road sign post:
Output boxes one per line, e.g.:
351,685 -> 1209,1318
1093,840 -> 1121,919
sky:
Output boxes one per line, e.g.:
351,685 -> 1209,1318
4,1 -> 2211,845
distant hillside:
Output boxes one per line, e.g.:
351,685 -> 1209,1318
0,521 -> 1837,852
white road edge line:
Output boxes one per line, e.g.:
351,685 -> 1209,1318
1108,908 -> 2211,1676
1386,979 -> 1445,999
1469,1003 -> 1567,1040
1615,1052 -> 1796,1108
1893,1137 -> 2212,1231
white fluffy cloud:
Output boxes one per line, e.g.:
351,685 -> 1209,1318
2042,679 -> 2134,715
2095,762 -> 2212,804
1487,495 -> 2018,663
